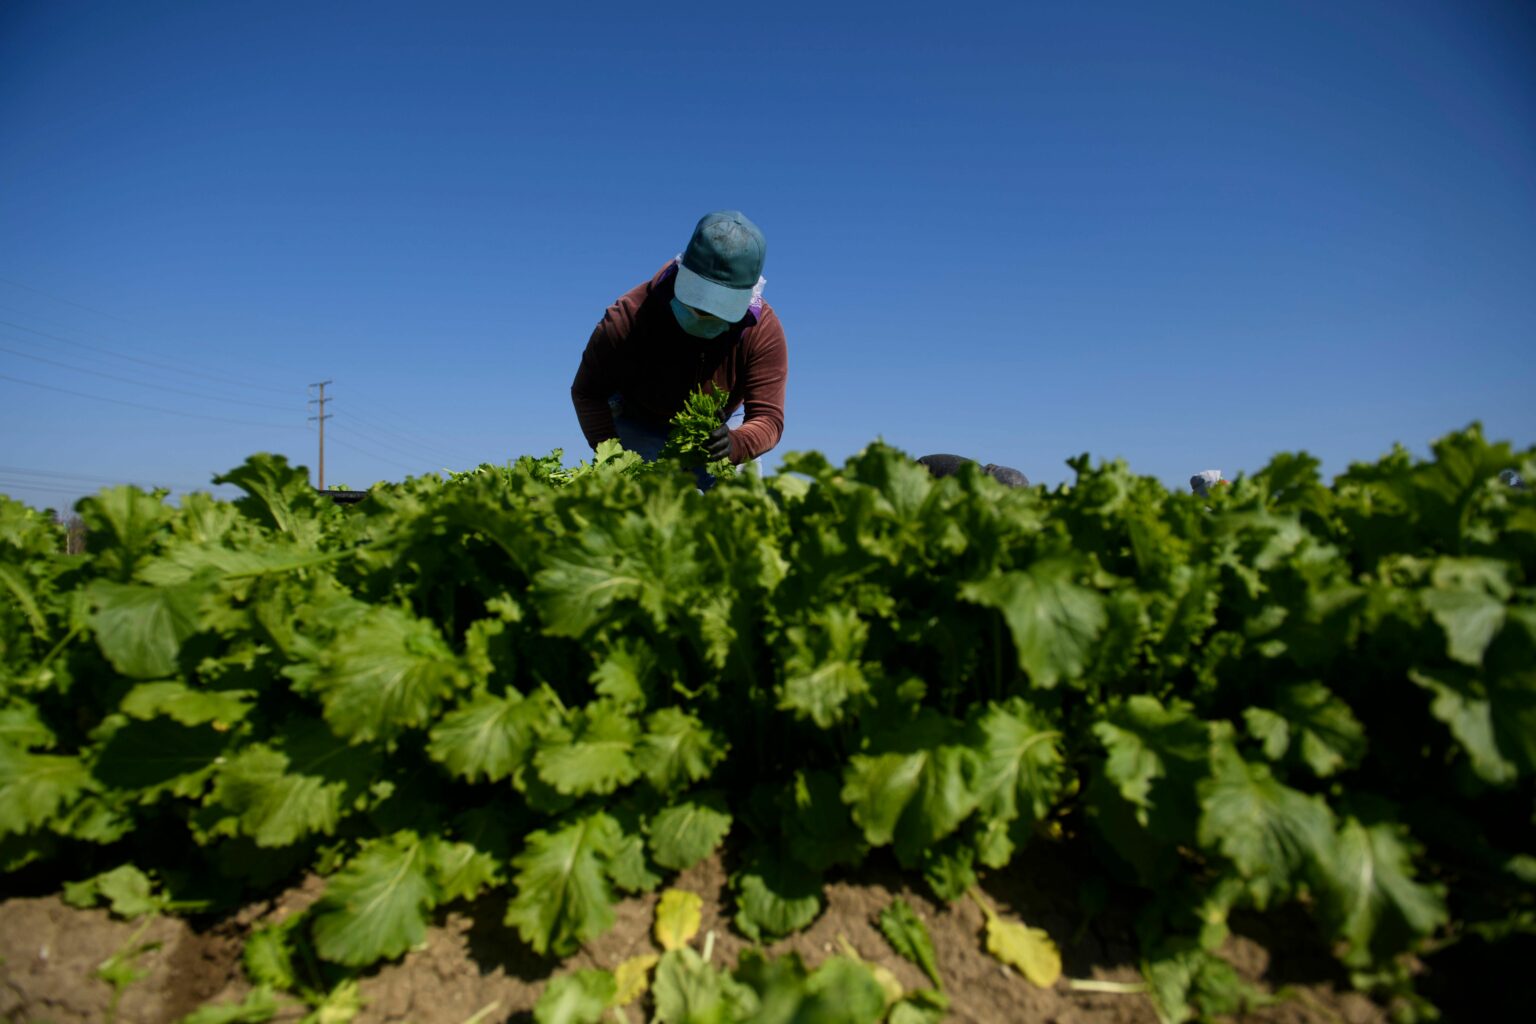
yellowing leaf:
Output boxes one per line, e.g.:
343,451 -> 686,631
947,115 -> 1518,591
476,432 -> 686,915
654,888 -> 703,951
613,953 -> 659,1006
871,962 -> 905,1007
985,915 -> 1061,988
969,888 -> 1061,988
836,935 -> 905,1008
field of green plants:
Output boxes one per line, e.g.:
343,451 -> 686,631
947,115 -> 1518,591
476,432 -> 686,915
1,420 -> 1532,1023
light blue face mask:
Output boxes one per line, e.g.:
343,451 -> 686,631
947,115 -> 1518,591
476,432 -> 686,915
670,297 -> 731,339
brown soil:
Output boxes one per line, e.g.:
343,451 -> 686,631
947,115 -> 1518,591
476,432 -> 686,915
1,850 -> 1387,1024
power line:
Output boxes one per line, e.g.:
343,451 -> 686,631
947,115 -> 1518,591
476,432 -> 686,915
0,314 -> 299,397
324,410 -> 464,467
0,277 -> 307,398
0,286 -> 478,463
0,340 -> 301,412
295,385 -> 454,475
0,371 -> 309,431
0,477 -> 211,498
0,464 -> 220,490
0,480 -> 101,503
321,430 -> 432,475
0,280 -> 482,477
0,478 -> 101,495
0,276 -> 137,325
337,405 -> 465,464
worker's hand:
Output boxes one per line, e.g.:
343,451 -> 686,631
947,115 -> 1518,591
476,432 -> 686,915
704,424 -> 733,462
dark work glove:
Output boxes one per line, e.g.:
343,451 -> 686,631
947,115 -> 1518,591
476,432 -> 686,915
704,424 -> 733,462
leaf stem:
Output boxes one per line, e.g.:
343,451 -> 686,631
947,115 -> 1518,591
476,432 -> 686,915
1067,978 -> 1149,994
966,886 -> 998,921
458,1001 -> 502,1024
37,623 -> 84,671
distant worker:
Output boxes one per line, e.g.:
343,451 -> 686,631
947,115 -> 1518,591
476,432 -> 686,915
917,453 -> 1030,487
1190,469 -> 1225,496
571,211 -> 787,472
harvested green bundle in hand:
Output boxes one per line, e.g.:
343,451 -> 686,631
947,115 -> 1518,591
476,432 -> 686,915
660,384 -> 735,477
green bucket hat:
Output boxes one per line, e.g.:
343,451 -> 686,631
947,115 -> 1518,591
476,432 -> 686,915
674,210 -> 767,322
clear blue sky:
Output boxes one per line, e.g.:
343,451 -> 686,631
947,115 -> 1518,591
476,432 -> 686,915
3,0 -> 1533,512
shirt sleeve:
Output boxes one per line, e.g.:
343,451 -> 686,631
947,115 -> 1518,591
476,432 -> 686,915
571,282 -> 645,449
728,308 -> 788,462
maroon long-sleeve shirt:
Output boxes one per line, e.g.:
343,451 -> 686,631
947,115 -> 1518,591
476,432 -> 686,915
571,261 -> 788,463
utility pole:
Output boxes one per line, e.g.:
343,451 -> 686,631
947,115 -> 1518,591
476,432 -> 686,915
308,380 -> 333,491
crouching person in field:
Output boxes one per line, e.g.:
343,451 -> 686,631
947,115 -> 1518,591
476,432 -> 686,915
917,453 -> 1029,488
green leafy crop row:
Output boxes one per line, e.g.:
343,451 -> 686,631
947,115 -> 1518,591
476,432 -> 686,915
2,424 -> 1532,1021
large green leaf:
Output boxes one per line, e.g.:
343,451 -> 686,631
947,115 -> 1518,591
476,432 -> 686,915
1412,610 -> 1536,782
426,689 -> 554,784
0,704 -> 54,750
1317,812 -> 1448,968
1196,743 -> 1336,908
62,863 -> 163,917
308,605 -> 463,742
505,812 -> 623,956
1091,695 -> 1209,834
533,492 -> 700,638
1409,669 -> 1518,785
635,707 -> 726,796
652,947 -> 759,1024
535,969 -> 616,1024
778,606 -> 871,728
731,847 -> 823,942
842,734 -> 980,867
533,701 -> 640,796
1242,681 -> 1365,779
135,541 -> 346,587
87,580 -> 204,679
76,485 -> 172,577
1483,605 -> 1536,777
1423,557 -> 1511,666
534,544 -> 645,639
647,792 -> 732,871
1141,940 -> 1248,1024
798,956 -> 889,1024
213,453 -> 330,537
783,769 -> 867,872
959,560 -> 1106,688
311,832 -> 437,966
966,699 -> 1065,867
0,562 -> 48,637
424,835 -> 503,904
93,718 -> 228,800
589,639 -> 657,705
120,681 -> 254,728
606,823 -> 663,895
1424,589 -> 1507,667
207,720 -> 376,847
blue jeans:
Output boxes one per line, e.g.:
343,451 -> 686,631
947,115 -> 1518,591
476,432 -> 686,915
610,395 -> 718,491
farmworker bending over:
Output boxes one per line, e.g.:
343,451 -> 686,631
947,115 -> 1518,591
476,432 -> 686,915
571,210 -> 788,467
917,453 -> 1030,488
